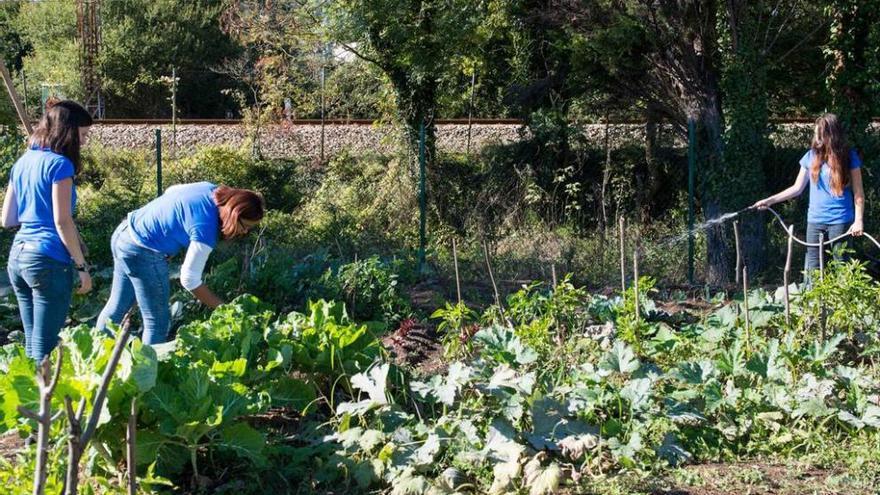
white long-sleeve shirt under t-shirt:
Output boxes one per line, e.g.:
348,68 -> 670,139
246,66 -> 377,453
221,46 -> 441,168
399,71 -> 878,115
180,241 -> 213,290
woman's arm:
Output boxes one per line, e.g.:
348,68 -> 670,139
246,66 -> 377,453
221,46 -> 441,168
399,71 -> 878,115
753,167 -> 809,209
52,179 -> 92,294
1,184 -> 19,228
850,168 -> 865,236
180,241 -> 223,308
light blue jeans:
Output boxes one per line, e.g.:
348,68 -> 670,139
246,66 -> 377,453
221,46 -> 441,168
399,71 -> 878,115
96,222 -> 171,344
7,242 -> 74,361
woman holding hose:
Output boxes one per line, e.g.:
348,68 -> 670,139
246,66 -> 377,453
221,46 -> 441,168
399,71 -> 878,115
753,113 -> 865,282
95,183 -> 264,344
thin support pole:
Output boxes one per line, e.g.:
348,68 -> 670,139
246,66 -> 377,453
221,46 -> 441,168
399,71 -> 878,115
733,220 -> 742,285
155,129 -> 162,197
483,239 -> 501,311
127,397 -> 137,495
783,224 -> 794,326
551,263 -> 557,288
687,118 -> 696,285
417,121 -> 427,275
818,231 -> 826,341
171,66 -> 177,159
452,238 -> 462,304
743,265 -> 751,354
466,70 -> 476,157
1,55 -> 33,135
633,249 -> 640,325
320,64 -> 326,163
619,216 -> 626,294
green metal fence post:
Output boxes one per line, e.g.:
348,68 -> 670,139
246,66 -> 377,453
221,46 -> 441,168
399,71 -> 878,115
155,128 -> 163,197
418,121 -> 427,275
687,118 -> 696,285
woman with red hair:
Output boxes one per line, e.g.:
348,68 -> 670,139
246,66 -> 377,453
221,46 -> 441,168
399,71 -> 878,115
96,182 -> 264,343
753,113 -> 866,283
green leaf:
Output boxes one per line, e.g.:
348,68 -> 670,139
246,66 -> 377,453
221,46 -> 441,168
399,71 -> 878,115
600,341 -> 639,374
130,339 -> 158,393
620,378 -> 653,412
219,422 -> 266,466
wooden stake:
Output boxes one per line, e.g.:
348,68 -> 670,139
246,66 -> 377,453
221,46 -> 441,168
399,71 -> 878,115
633,249 -> 640,325
783,224 -> 794,326
551,263 -> 557,288
733,220 -> 742,285
482,238 -> 502,311
0,55 -> 33,135
127,397 -> 137,495
743,265 -> 751,354
818,232 -> 826,341
17,349 -> 63,495
452,238 -> 462,304
619,216 -> 626,294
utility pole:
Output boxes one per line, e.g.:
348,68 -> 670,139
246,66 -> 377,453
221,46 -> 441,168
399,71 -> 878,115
76,0 -> 104,118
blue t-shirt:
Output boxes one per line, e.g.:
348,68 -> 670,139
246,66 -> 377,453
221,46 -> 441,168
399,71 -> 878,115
800,149 -> 862,225
128,182 -> 220,255
9,146 -> 77,262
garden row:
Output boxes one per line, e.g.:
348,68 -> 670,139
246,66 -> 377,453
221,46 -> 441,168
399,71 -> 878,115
1,258 -> 879,493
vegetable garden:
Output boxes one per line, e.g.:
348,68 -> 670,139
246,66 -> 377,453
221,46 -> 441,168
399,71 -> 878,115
2,254 -> 879,494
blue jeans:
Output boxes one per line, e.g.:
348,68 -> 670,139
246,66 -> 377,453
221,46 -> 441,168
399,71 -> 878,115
7,242 -> 74,360
804,222 -> 851,283
96,223 -> 171,344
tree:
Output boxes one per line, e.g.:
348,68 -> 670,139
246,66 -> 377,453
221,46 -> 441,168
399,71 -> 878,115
99,0 -> 241,117
322,0 -> 488,168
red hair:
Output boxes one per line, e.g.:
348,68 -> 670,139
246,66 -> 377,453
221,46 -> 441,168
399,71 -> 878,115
213,186 -> 265,238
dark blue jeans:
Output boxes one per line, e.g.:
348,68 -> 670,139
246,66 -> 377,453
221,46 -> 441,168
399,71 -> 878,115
804,222 -> 851,284
96,222 -> 171,344
7,242 -> 74,361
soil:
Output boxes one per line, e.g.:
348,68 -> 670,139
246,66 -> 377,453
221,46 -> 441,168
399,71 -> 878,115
0,433 -> 23,462
648,462 -> 863,495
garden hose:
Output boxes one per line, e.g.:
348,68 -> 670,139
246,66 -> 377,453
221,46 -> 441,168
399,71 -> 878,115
761,205 -> 880,251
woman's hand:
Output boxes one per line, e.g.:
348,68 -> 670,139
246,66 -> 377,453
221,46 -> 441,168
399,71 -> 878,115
849,219 -> 864,237
752,198 -> 773,210
77,270 -> 93,294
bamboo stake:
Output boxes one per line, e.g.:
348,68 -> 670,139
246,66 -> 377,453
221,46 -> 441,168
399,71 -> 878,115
17,349 -> 63,495
783,224 -> 794,326
619,216 -> 626,294
633,249 -> 640,325
743,265 -> 751,354
127,397 -> 137,495
733,220 -> 742,285
452,238 -> 462,304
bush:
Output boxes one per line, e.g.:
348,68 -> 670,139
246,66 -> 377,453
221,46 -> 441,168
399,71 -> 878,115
165,146 -> 310,211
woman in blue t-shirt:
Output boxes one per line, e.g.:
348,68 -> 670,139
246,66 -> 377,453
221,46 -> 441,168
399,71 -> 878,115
1,100 -> 94,361
753,113 -> 865,280
95,183 -> 264,344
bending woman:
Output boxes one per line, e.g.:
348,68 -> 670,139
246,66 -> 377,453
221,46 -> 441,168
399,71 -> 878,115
753,113 -> 865,281
96,183 -> 264,343
1,100 -> 94,361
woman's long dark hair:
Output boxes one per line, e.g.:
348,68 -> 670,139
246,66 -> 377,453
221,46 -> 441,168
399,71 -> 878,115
810,113 -> 850,197
29,99 -> 93,174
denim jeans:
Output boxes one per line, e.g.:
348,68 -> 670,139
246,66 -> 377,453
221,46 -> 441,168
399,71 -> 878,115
7,242 -> 74,360
96,222 -> 171,344
804,222 -> 851,284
